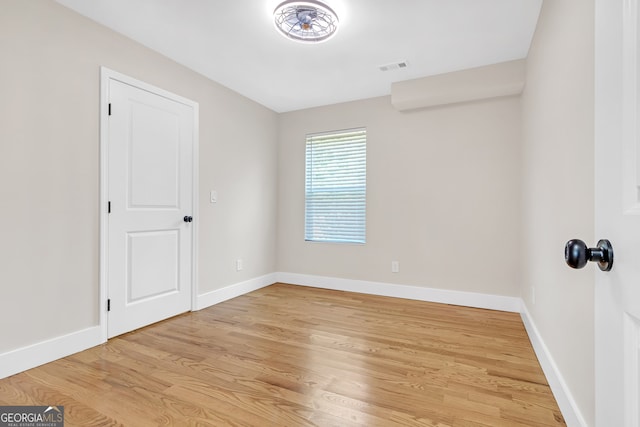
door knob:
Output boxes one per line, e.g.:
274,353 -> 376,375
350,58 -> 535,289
564,239 -> 613,271
183,216 -> 193,223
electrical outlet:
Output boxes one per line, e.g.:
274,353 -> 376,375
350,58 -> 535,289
236,259 -> 243,271
391,261 -> 399,273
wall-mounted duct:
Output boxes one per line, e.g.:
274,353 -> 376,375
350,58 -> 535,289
391,59 -> 526,111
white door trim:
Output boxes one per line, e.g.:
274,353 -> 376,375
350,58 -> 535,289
99,67 -> 199,342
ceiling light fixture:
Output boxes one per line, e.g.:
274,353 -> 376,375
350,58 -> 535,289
273,0 -> 339,43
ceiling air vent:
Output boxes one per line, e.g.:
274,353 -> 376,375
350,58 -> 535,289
379,61 -> 409,72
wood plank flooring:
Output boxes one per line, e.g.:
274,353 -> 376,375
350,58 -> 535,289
0,283 -> 565,426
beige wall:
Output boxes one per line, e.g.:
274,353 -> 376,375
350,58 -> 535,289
0,0 -> 278,352
521,0 -> 595,424
277,95 -> 522,296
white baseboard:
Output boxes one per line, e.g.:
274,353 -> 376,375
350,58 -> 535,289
520,304 -> 587,427
0,274 -> 277,379
276,272 -> 522,312
277,272 -> 583,426
0,326 -> 103,380
195,273 -> 277,310
0,271 -> 584,427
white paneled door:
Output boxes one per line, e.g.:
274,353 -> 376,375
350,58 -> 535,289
595,0 -> 640,425
103,70 -> 198,338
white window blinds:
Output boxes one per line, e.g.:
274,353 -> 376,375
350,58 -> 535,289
305,128 -> 366,244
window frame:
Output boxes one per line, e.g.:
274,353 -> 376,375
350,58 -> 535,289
304,127 -> 367,245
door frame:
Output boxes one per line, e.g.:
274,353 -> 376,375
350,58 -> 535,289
99,67 -> 199,342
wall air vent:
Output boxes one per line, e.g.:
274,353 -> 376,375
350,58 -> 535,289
379,61 -> 409,72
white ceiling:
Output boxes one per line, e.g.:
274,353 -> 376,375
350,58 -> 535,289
55,0 -> 543,113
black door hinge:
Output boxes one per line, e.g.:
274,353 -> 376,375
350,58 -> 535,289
108,201 -> 111,214
107,299 -> 111,312
108,103 -> 112,116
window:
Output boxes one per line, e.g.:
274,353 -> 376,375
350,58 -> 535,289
305,128 -> 366,244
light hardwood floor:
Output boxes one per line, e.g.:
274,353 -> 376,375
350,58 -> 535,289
0,283 -> 565,426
